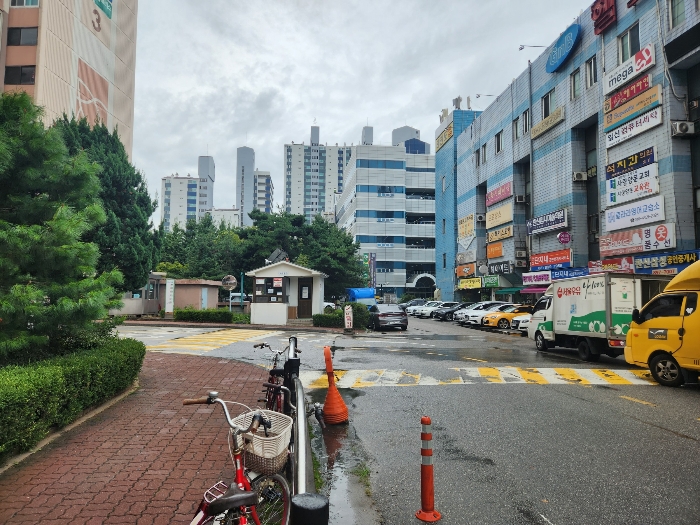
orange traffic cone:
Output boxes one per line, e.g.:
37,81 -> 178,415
323,346 -> 348,424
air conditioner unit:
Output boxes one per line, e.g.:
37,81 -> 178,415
475,214 -> 486,222
671,121 -> 696,137
572,172 -> 588,182
515,260 -> 528,268
515,195 -> 527,203
515,250 -> 527,258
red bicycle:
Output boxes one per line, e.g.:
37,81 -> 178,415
184,391 -> 291,525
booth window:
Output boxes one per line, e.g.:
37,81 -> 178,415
254,277 -> 287,303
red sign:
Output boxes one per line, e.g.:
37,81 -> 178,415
591,0 -> 616,35
557,231 -> 571,244
530,249 -> 571,268
599,223 -> 676,257
485,182 -> 512,207
604,75 -> 651,113
588,257 -> 634,274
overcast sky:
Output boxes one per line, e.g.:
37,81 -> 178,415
132,0 -> 591,220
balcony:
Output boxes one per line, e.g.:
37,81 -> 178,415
405,247 -> 436,263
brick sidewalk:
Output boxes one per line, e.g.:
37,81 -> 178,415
0,353 -> 269,524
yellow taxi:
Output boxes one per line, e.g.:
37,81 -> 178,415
482,305 -> 534,329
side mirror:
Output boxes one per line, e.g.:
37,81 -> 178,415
632,308 -> 641,325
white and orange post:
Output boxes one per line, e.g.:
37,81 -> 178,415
416,415 -> 441,522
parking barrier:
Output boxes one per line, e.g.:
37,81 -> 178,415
322,346 -> 348,424
416,415 -> 441,522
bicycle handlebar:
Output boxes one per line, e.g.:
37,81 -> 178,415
183,396 -> 210,405
183,391 -> 270,434
262,382 -> 297,412
253,342 -> 269,349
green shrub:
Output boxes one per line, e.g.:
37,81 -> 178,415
0,338 -> 145,464
174,307 -> 233,323
231,313 -> 251,324
314,303 -> 369,329
347,302 -> 370,329
313,310 -> 344,328
399,294 -> 416,303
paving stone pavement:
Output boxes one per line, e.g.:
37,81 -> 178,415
0,353 -> 269,524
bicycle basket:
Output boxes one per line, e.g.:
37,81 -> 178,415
232,410 -> 293,475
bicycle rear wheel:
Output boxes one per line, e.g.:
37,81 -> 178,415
250,473 -> 291,525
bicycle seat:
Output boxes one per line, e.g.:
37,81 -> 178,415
269,368 -> 285,377
208,485 -> 258,514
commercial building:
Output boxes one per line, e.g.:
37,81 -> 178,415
451,0 -> 700,302
161,156 -> 216,232
2,0 -> 138,157
253,169 -> 274,213
197,156 -> 215,219
335,126 -> 436,299
236,146 -> 255,227
284,126 -> 352,223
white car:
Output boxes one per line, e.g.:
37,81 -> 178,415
511,313 -> 531,334
465,303 -> 515,326
407,301 -> 440,316
414,301 -> 445,318
455,302 -> 507,323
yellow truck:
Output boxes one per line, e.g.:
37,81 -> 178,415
625,260 -> 700,387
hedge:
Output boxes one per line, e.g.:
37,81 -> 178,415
312,303 -> 370,329
174,308 -> 232,323
0,338 -> 145,463
313,309 -> 344,328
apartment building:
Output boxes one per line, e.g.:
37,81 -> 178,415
253,169 -> 274,213
161,156 -> 215,232
2,0 -> 138,156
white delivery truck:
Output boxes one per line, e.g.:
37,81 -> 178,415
528,273 -> 669,361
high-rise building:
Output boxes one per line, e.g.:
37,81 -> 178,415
335,127 -> 436,298
236,146 -> 255,226
253,170 -> 274,213
1,0 -> 138,157
284,126 -> 352,223
160,173 -> 199,232
197,156 -> 215,219
392,126 -> 421,146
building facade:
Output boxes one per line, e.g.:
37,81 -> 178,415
206,208 -> 241,228
2,0 -> 138,156
284,126 -> 352,223
335,127 -> 436,298
452,0 -> 700,302
160,173 -> 199,232
236,146 -> 255,227
197,156 -> 215,219
253,169 -> 273,213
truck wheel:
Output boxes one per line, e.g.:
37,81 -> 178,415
577,340 -> 600,362
535,332 -> 548,351
649,354 -> 685,387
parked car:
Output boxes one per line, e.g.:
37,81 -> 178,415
407,300 -> 441,316
368,304 -> 408,331
464,303 -> 515,326
416,301 -> 449,318
482,305 -> 534,329
511,313 -> 531,335
433,302 -> 475,321
398,298 -> 427,311
455,302 -> 507,323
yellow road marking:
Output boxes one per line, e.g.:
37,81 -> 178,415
462,357 -> 488,363
398,371 -> 421,385
353,370 -> 384,388
309,370 -> 347,389
591,369 -> 633,385
478,367 -> 504,383
554,368 -> 590,384
515,368 -> 549,384
439,377 -> 465,385
628,369 -> 657,383
620,396 -> 657,407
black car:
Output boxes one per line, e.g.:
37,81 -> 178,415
398,298 -> 427,311
368,304 -> 408,331
433,302 -> 475,321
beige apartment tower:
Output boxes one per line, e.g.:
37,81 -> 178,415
1,0 -> 137,156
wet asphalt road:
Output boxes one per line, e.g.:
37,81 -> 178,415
120,319 -> 700,524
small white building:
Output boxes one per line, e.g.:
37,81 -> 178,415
246,261 -> 328,325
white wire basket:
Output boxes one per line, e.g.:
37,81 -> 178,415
232,410 -> 292,475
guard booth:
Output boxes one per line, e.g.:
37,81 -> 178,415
246,261 -> 328,325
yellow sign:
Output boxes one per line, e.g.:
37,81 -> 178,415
458,277 -> 482,289
435,122 -> 454,152
487,225 -> 514,243
603,84 -> 662,133
458,214 -> 474,239
487,242 -> 503,259
530,106 -> 565,139
485,202 -> 513,229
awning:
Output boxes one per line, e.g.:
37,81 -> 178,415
494,287 -> 524,294
520,286 -> 549,294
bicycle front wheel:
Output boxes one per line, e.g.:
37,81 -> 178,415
250,473 -> 291,525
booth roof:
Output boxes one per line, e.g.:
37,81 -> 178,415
246,260 -> 329,278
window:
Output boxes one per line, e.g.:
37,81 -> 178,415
475,149 -> 480,166
441,176 -> 446,193
481,144 -> 487,164
442,219 -> 446,234
513,117 -> 520,140
586,56 -> 598,88
670,0 -> 685,27
495,130 -> 504,154
570,68 -> 581,99
619,24 -> 640,63
11,0 -> 39,5
7,27 -> 37,45
4,65 -> 35,85
542,89 -> 555,119
640,295 -> 685,321
443,253 -> 446,269
523,109 -> 530,133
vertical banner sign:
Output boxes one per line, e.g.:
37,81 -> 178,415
165,278 -> 175,318
344,305 -> 354,330
369,253 -> 377,288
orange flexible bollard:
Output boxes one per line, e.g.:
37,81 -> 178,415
322,346 -> 348,424
416,416 -> 441,522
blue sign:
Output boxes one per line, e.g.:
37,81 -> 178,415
546,24 -> 581,73
551,267 -> 589,280
633,250 -> 700,275
530,261 -> 572,272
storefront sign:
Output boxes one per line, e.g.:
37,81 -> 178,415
459,277 -> 482,289
435,122 -> 454,152
604,43 -> 655,95
599,223 -> 676,257
522,271 -> 552,285
604,84 -> 662,133
605,195 -> 665,232
485,202 -> 513,229
464,250 -> 477,262
604,74 -> 651,113
487,225 -> 514,243
344,305 -> 353,329
455,263 -> 476,277
591,0 -> 617,36
530,106 -> 565,140
273,278 -> 283,288
94,0 -> 113,19
606,163 -> 659,205
488,262 -> 511,275
551,267 -> 589,280
483,275 -> 501,288
588,257 -> 634,273
486,181 -> 513,207
165,278 -> 175,316
487,242 -> 504,259
557,231 -> 571,244
633,250 -> 700,275
606,146 -> 655,180
546,23 -> 581,73
530,249 -> 572,271
458,214 -> 474,239
527,208 -> 567,235
605,107 -> 662,149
